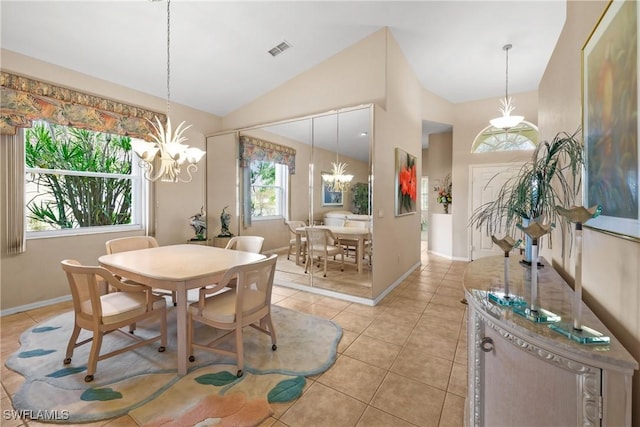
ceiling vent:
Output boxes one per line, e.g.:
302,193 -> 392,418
268,41 -> 292,57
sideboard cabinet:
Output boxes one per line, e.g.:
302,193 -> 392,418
463,255 -> 638,427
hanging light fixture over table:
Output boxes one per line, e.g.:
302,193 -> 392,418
489,44 -> 524,130
132,0 -> 205,183
321,112 -> 353,192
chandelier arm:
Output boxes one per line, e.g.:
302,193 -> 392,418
177,163 -> 197,183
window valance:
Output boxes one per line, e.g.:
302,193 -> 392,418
0,72 -> 164,141
239,135 -> 296,174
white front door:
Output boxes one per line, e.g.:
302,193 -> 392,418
469,163 -> 523,260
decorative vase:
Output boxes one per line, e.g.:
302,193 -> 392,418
443,203 -> 449,214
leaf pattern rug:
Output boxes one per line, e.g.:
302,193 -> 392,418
6,305 -> 341,425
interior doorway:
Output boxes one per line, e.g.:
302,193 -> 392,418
420,176 -> 429,242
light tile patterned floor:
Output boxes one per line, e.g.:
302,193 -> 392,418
0,249 -> 468,427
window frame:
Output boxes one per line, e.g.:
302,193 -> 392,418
249,160 -> 289,221
24,125 -> 148,238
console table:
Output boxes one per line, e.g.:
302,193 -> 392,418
463,255 -> 638,427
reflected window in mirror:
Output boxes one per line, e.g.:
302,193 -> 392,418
250,161 -> 289,219
472,121 -> 538,153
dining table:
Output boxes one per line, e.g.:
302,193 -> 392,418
295,226 -> 371,273
98,244 -> 265,375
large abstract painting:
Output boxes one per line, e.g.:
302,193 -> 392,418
583,0 -> 640,240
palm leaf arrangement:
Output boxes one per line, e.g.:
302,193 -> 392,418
469,129 -> 583,244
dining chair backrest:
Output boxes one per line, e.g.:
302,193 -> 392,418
286,220 -> 306,238
222,253 -> 277,321
305,227 -> 336,254
105,236 -> 159,254
62,259 -> 106,320
225,236 -> 264,253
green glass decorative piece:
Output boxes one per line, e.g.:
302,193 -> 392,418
549,322 -> 610,344
513,306 -> 561,323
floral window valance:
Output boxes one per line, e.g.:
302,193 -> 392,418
0,71 -> 163,141
239,135 -> 296,174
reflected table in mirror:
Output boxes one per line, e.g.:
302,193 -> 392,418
296,226 -> 370,273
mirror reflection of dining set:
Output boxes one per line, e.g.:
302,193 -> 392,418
60,235 -> 277,381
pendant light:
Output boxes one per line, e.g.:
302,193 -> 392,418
132,0 -> 205,183
321,112 -> 353,192
489,44 -> 524,130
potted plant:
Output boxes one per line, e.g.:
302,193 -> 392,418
469,129 -> 583,260
351,182 -> 370,215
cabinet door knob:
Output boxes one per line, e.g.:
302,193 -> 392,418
480,337 -> 494,352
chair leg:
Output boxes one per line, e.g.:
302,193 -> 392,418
323,256 -> 328,277
85,331 -> 103,382
64,324 -> 82,363
159,307 -> 167,351
287,243 -> 293,260
235,327 -> 244,377
171,291 -> 177,306
187,313 -> 195,362
264,315 -> 277,350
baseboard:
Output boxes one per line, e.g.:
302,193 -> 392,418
372,261 -> 421,305
1,294 -> 72,317
274,280 -> 376,306
428,250 -> 469,262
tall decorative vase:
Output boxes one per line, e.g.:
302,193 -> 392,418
443,203 -> 449,214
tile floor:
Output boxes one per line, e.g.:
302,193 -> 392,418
1,249 -> 469,427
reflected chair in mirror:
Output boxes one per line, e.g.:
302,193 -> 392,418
225,236 -> 265,253
187,254 -> 278,378
304,227 -> 345,277
341,220 -> 368,260
60,259 -> 167,383
286,220 -> 307,261
105,236 -> 177,306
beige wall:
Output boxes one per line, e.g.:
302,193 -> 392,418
0,49 -> 222,311
425,132 -> 453,216
214,28 -> 423,300
538,1 -> 640,422
370,31 -> 423,298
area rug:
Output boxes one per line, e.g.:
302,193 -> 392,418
6,305 -> 341,425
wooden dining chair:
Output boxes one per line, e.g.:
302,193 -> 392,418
286,220 -> 307,261
304,227 -> 345,277
105,236 -> 177,306
187,254 -> 278,378
61,259 -> 167,382
224,235 -> 265,253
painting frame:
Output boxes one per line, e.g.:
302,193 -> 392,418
583,0 -> 640,241
321,174 -> 344,207
395,147 -> 417,216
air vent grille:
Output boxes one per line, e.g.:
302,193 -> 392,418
268,41 -> 292,57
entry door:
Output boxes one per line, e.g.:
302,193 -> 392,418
470,164 -> 522,260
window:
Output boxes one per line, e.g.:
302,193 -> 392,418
25,121 -> 145,236
472,121 -> 539,153
249,160 -> 288,219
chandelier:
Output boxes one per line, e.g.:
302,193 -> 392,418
489,44 -> 524,130
321,113 -> 353,192
132,0 -> 205,183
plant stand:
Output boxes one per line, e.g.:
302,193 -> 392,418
548,205 -> 609,344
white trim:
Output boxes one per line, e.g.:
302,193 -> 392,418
372,261 -> 421,305
0,295 -> 72,317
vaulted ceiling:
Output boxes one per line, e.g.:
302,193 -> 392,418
1,1 -> 566,118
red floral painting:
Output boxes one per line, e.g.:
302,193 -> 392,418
395,147 -> 417,216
